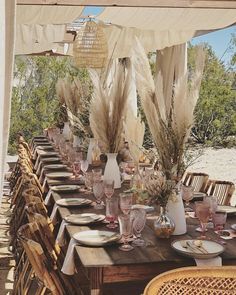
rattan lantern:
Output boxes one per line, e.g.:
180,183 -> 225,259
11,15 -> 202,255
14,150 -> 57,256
73,21 -> 108,68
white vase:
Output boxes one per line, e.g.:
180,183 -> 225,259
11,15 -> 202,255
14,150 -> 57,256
62,121 -> 70,140
73,135 -> 81,148
166,191 -> 187,235
103,153 -> 121,189
87,138 -> 96,164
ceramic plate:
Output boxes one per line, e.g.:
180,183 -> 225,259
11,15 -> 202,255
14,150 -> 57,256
171,239 -> 225,259
193,192 -> 206,198
217,205 -> 236,215
56,198 -> 92,207
38,151 -> 59,156
131,204 -> 155,213
65,213 -> 105,225
36,145 -> 53,151
46,172 -> 73,179
231,224 -> 236,231
44,164 -> 67,170
41,157 -> 60,162
51,185 -> 80,192
73,230 -> 120,246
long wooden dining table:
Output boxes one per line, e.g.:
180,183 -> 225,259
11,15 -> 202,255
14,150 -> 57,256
34,139 -> 236,295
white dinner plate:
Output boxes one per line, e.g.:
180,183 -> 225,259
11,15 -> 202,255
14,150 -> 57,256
44,164 -> 67,170
131,204 -> 155,213
36,145 -> 53,151
56,198 -> 92,207
65,213 -> 105,225
171,239 -> 225,259
46,172 -> 73,179
217,205 -> 236,215
41,157 -> 60,163
73,230 -> 120,246
51,185 -> 80,192
38,151 -> 59,156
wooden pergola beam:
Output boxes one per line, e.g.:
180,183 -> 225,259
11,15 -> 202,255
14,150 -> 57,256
17,0 -> 236,9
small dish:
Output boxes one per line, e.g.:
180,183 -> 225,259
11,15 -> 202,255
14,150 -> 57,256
51,185 -> 80,192
73,230 -> 120,246
56,198 -> 92,207
231,224 -> 236,231
65,213 -> 105,225
46,172 -> 73,179
193,192 -> 206,198
171,239 -> 225,259
217,205 -> 236,215
131,204 -> 155,213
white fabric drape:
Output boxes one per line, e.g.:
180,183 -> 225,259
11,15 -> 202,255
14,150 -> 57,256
0,0 -> 16,203
97,7 -> 236,58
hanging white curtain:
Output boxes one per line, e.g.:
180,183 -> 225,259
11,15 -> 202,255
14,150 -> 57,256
0,0 -> 16,203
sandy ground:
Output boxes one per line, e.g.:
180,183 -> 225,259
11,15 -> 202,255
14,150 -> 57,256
186,147 -> 236,204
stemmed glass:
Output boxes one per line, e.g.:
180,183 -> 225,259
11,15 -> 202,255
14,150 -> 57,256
181,185 -> 194,211
195,202 -> 211,239
204,196 -> 218,219
81,160 -> 89,175
105,197 -> 118,229
84,171 -> 93,192
104,179 -> 115,199
72,161 -> 81,179
119,193 -> 133,215
131,208 -> 146,247
118,214 -> 134,251
93,180 -> 104,209
92,168 -> 103,182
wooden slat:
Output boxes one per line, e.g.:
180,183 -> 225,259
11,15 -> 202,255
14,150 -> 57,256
17,0 -> 236,9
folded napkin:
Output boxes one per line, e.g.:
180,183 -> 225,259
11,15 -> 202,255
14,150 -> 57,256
56,220 -> 69,246
214,229 -> 236,240
61,238 -> 77,275
195,256 -> 222,266
44,189 -> 52,205
50,203 -> 59,224
35,161 -> 43,177
42,177 -> 48,192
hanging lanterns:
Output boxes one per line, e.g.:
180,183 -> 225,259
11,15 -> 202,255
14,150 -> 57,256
73,21 -> 108,68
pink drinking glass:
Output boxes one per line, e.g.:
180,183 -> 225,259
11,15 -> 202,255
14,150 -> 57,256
119,193 -> 133,215
72,161 -> 81,179
118,214 -> 134,251
195,202 -> 211,239
181,185 -> 194,211
104,179 -> 115,199
93,180 -> 104,209
131,208 -> 146,247
212,212 -> 227,231
105,197 -> 118,229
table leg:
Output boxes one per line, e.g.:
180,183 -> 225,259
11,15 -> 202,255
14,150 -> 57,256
88,267 -> 104,295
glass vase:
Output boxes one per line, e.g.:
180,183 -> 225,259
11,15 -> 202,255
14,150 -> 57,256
154,206 -> 175,239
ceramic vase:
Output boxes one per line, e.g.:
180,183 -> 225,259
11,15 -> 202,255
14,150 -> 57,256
87,138 -> 96,165
167,191 -> 187,235
103,153 -> 121,189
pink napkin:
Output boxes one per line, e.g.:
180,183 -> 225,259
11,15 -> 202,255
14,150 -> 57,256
44,189 -> 52,205
50,203 -> 59,224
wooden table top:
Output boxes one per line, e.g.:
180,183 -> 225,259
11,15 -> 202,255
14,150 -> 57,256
50,189 -> 236,268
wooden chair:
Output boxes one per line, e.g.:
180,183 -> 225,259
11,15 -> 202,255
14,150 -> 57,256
205,180 -> 235,205
17,222 -> 82,295
143,266 -> 236,295
182,172 -> 209,192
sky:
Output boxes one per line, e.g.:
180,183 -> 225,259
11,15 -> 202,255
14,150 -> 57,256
82,6 -> 236,65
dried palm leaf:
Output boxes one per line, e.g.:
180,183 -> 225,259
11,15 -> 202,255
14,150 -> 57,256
132,39 -> 205,179
89,59 -> 131,153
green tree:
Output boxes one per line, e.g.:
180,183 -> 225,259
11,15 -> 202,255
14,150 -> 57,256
9,56 -> 89,154
190,43 -> 236,146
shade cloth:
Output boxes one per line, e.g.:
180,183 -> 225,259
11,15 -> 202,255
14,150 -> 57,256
97,7 -> 236,58
0,0 -> 16,203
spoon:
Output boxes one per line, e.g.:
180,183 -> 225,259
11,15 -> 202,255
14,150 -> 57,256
192,240 -> 208,254
180,240 -> 198,253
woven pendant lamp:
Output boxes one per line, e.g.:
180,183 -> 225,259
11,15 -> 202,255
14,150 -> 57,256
73,21 -> 108,68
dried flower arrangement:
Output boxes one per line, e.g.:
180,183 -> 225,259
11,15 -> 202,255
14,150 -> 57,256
89,59 -> 132,153
55,78 -> 91,138
124,113 -> 145,163
132,40 -> 205,182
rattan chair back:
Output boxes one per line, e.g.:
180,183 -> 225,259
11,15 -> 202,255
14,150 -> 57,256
205,180 -> 235,205
144,266 -> 236,295
182,172 -> 209,192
